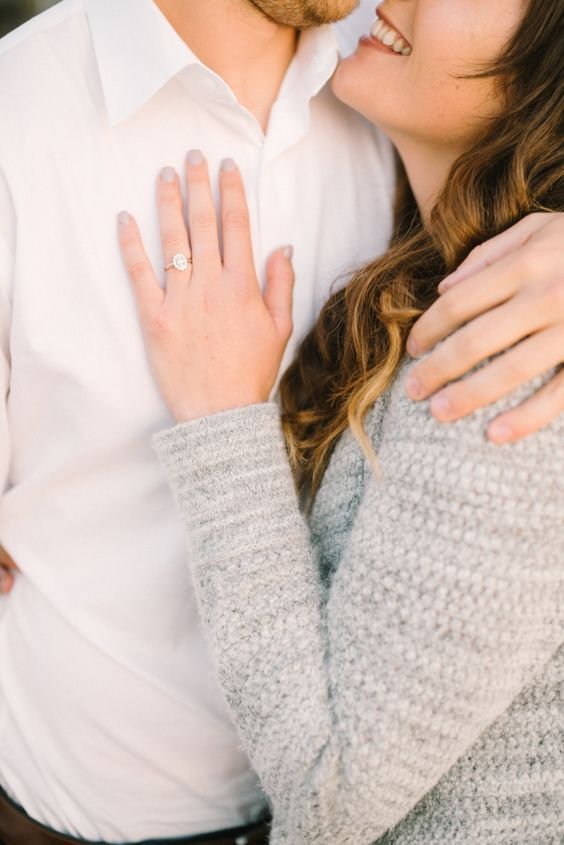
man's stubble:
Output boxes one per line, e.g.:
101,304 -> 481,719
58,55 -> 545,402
246,0 -> 359,28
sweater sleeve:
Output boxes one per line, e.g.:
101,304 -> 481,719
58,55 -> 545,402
153,369 -> 564,845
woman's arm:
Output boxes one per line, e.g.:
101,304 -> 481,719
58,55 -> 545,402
153,369 -> 563,845
118,155 -> 563,842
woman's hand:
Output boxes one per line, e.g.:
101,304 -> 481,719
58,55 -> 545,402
117,152 -> 295,423
405,212 -> 564,443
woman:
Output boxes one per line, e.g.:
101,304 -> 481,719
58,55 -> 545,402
117,1 -> 563,843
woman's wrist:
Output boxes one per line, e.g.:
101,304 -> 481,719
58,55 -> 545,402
171,394 -> 270,424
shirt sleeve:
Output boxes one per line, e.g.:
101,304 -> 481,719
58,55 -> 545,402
153,369 -> 564,845
0,165 -> 15,497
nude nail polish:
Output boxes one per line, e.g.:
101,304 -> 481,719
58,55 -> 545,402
186,149 -> 204,166
488,422 -> 512,444
160,166 -> 176,183
405,374 -> 423,400
430,394 -> 451,419
407,336 -> 420,357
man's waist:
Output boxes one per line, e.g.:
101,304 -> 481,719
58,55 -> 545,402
0,785 -> 271,845
0,760 -> 265,843
0,597 -> 262,840
0,695 -> 262,842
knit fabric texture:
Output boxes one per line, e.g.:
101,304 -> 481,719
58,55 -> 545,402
153,357 -> 564,845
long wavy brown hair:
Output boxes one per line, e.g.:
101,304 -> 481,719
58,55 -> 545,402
280,0 -> 564,501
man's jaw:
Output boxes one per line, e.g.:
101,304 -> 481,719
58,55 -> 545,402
244,0 -> 359,29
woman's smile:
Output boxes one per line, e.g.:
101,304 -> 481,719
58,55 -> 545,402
361,11 -> 413,56
333,0 -> 526,191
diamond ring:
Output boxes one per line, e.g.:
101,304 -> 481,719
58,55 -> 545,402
164,253 -> 192,272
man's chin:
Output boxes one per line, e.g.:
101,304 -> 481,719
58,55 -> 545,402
246,0 -> 359,28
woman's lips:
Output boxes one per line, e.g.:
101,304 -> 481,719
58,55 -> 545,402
367,12 -> 412,56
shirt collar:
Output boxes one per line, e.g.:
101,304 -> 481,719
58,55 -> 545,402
263,25 -> 339,162
85,0 -> 341,128
85,0 -> 200,127
288,23 -> 340,103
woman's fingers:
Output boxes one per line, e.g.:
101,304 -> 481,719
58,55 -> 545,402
488,364 -> 564,444
427,323 -> 564,423
406,292 -> 551,401
437,212 -> 551,293
408,212 -> 564,357
264,247 -> 295,341
408,251 -> 518,357
219,159 -> 255,279
185,150 -> 221,273
118,212 -> 164,321
158,167 -> 192,302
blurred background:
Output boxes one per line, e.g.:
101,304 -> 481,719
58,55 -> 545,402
0,0 -> 57,38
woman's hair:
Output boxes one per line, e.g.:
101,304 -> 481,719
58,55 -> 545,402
279,0 -> 564,501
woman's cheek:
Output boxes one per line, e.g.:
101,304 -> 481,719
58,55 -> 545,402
331,54 -> 393,124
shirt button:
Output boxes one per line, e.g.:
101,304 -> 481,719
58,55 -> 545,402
235,837 -> 249,845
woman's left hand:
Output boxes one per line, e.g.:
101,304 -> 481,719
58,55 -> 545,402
117,152 -> 295,423
405,212 -> 564,443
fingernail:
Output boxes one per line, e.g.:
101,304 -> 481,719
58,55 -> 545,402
186,149 -> 204,166
0,570 -> 9,593
438,272 -> 463,293
118,211 -> 131,226
160,166 -> 176,183
430,393 -> 451,420
405,374 -> 423,400
283,245 -> 294,260
488,421 -> 513,444
406,336 -> 420,357
221,158 -> 237,172
438,278 -> 453,293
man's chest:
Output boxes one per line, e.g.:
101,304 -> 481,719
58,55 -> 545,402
8,84 -> 394,448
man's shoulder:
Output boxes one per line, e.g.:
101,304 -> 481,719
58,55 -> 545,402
0,0 -> 83,60
0,0 -> 92,138
0,0 -> 89,107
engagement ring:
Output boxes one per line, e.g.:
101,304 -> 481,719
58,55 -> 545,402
165,253 -> 192,272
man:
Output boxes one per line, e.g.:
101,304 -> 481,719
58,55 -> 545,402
0,1 -> 562,844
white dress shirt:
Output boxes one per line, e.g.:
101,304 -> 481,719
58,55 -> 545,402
0,0 -> 394,840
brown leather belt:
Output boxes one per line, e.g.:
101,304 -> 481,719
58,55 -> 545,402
0,787 -> 270,845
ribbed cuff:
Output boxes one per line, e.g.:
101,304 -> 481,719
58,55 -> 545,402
152,403 -> 301,562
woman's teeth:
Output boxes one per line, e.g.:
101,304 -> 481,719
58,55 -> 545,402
370,18 -> 412,56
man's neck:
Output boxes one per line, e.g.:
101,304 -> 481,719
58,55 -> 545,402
154,0 -> 298,131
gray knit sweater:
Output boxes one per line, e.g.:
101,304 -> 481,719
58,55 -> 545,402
153,357 -> 564,845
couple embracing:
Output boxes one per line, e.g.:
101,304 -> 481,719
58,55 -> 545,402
0,1 -> 562,844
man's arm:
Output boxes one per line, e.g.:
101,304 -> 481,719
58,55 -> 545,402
406,213 -> 564,442
0,165 -> 16,594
